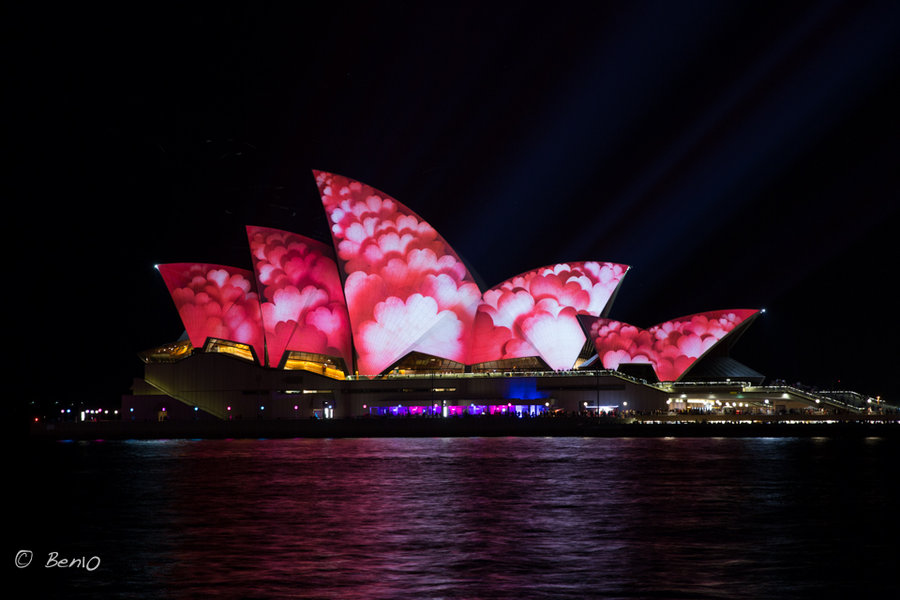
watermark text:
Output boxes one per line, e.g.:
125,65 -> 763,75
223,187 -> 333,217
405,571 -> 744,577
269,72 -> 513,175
15,550 -> 101,571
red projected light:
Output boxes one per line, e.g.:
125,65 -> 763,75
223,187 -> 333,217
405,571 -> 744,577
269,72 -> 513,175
584,309 -> 759,381
157,263 -> 265,364
470,262 -> 629,370
315,170 -> 481,376
246,226 -> 352,368
154,172 -> 764,382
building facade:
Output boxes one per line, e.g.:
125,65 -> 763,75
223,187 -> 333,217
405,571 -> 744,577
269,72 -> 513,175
133,171 -> 806,421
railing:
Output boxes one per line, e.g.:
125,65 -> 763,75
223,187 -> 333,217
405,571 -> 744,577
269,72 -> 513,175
744,385 -> 866,413
817,390 -> 887,410
349,369 -> 654,386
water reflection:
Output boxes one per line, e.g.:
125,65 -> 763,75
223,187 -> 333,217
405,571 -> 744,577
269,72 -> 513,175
15,437 -> 900,599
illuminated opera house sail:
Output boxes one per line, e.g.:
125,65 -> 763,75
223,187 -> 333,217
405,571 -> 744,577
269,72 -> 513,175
134,171 -> 782,421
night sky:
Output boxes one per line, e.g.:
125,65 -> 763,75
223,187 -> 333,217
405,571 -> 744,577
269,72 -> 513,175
11,1 -> 900,412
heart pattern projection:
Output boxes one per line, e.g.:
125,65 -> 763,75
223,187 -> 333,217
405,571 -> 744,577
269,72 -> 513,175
582,309 -> 760,381
158,263 -> 265,363
469,262 -> 630,370
246,226 -> 352,368
315,170 -> 482,376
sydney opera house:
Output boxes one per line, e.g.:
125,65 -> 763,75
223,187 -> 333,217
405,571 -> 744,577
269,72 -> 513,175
126,171 -> 869,421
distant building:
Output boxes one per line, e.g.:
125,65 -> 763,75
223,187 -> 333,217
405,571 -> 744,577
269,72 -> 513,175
131,171 -> 861,420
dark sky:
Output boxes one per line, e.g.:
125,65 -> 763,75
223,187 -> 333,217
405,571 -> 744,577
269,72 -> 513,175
10,1 -> 900,408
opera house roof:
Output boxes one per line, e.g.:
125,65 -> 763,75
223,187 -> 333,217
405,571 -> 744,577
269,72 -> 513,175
157,171 -> 759,380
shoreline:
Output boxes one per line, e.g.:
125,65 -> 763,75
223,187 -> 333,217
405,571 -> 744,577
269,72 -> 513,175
29,416 -> 900,441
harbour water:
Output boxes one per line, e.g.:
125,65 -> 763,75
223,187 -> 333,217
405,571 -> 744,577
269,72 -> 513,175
12,436 -> 900,598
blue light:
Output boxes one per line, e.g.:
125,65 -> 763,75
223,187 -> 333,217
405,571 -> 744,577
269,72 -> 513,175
505,379 -> 548,401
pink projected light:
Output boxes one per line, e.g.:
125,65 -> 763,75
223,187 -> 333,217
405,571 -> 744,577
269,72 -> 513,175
584,309 -> 759,381
157,263 -> 265,363
155,172 -> 763,381
314,170 -> 482,376
470,262 -> 629,370
246,226 -> 352,368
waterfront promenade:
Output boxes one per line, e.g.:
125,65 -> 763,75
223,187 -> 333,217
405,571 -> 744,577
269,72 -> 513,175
29,414 -> 900,441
